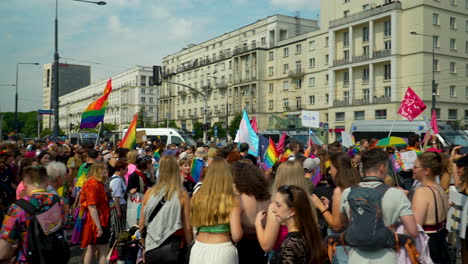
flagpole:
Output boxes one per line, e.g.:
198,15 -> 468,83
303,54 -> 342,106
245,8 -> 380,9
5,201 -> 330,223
387,119 -> 397,138
95,122 -> 102,147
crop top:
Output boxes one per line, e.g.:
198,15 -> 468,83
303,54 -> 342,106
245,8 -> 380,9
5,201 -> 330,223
198,223 -> 230,233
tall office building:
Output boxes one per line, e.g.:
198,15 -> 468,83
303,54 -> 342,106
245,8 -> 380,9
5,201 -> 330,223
43,63 -> 91,130
158,0 -> 468,142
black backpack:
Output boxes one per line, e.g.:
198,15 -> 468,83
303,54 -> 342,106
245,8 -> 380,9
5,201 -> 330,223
342,177 -> 396,250
15,195 -> 70,264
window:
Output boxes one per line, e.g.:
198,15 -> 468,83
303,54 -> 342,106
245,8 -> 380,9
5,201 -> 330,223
448,109 -> 457,120
451,0 -> 457,5
325,74 -> 329,84
354,111 -> 365,120
466,20 -> 468,32
295,79 -> 302,89
465,110 -> 468,120
466,64 -> 468,76
268,51 -> 274,61
450,38 -> 456,50
466,41 -> 468,53
384,86 -> 391,97
363,89 -> 370,100
433,13 -> 440,25
344,0 -> 350,2
296,44 -> 302,54
269,83 -> 274,93
309,96 -> 315,104
384,21 -> 391,36
261,37 -> 266,45
325,55 -> 329,65
142,88 -> 146,94
344,31 -> 349,47
283,48 -> 289,57
309,40 -> 316,50
344,10 -> 350,17
283,98 -> 289,108
268,67 -> 274,76
141,76 -> 146,86
268,100 -> 274,109
434,59 -> 440,71
336,112 -> 345,122
450,17 -> 457,29
344,50 -> 350,60
362,26 -> 369,42
309,58 -> 316,68
149,97 -> 154,103
375,109 -> 387,120
450,85 -> 456,97
435,108 -> 440,119
344,91 -> 349,103
343,71 -> 349,86
363,46 -> 369,56
384,64 -> 391,80
283,64 -> 289,74
141,97 -> 146,103
362,68 -> 369,82
325,37 -> 329,47
450,62 -> 456,73
296,97 -> 302,109
325,94 -> 329,103
363,4 -> 369,10
384,40 -> 391,50
283,81 -> 289,90
433,35 -> 439,48
308,77 -> 316,86
435,83 -> 439,95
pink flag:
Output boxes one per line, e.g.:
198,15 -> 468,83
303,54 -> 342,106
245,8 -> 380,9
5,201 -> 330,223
276,132 -> 287,154
430,109 -> 439,135
250,116 -> 258,133
307,136 -> 314,147
397,87 -> 427,121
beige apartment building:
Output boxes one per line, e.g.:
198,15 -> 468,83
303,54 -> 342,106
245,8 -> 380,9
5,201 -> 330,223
159,0 -> 468,141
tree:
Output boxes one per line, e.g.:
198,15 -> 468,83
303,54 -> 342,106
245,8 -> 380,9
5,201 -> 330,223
192,122 -> 204,140
209,122 -> 226,140
228,112 -> 242,140
137,108 -> 146,127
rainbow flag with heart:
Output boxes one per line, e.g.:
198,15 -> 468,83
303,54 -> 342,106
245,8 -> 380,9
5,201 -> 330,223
80,79 -> 112,129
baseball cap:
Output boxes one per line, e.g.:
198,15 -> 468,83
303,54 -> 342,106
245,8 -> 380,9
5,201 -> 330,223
303,157 -> 320,172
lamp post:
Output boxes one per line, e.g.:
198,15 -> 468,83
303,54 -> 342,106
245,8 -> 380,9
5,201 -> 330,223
16,63 -> 39,133
52,0 -> 106,139
410,31 -> 436,112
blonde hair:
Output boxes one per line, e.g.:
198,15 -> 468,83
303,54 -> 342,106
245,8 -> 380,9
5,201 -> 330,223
207,148 -> 218,159
191,158 -> 236,227
149,155 -> 183,200
87,162 -> 107,182
272,160 -> 308,196
127,150 -> 138,164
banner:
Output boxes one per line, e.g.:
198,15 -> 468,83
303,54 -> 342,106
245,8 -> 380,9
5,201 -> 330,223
397,87 -> 426,121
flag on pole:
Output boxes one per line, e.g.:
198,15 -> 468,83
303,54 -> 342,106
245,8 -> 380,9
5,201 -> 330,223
250,116 -> 258,133
397,87 -> 427,121
234,110 -> 259,157
276,132 -> 287,154
264,138 -> 279,169
80,79 -> 113,129
430,109 -> 439,135
279,149 -> 292,163
118,113 -> 138,149
153,148 -> 161,162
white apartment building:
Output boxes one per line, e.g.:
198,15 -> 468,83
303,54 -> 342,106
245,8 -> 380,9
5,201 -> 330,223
58,66 -> 156,133
159,0 -> 468,142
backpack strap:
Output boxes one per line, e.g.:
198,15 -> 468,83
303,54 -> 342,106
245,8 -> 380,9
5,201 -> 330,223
14,195 -> 60,215
147,197 -> 166,225
427,186 -> 440,232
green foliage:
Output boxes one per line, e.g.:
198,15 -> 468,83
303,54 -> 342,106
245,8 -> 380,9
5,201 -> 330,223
192,122 -> 203,140
103,123 -> 117,132
209,122 -> 226,139
228,112 -> 242,140
1,111 -> 39,138
41,128 -> 53,137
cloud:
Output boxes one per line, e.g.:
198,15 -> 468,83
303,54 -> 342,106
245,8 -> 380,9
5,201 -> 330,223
271,0 -> 319,10
168,18 -> 193,40
107,15 -> 129,33
152,5 -> 171,20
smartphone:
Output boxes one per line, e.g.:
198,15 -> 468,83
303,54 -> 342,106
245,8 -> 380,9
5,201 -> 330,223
460,146 -> 468,155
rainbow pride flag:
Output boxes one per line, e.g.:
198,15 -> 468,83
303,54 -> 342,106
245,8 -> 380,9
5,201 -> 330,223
80,79 -> 112,129
190,158 -> 204,182
119,113 -> 138,149
153,148 -> 161,162
279,149 -> 292,163
264,138 -> 278,169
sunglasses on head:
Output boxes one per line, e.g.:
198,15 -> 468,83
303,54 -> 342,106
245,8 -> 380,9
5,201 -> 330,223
278,185 -> 294,202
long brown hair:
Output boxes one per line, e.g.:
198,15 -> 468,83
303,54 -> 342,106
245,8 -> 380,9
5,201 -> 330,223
418,152 -> 444,180
232,162 -> 271,201
190,158 -> 237,227
278,185 -> 326,263
330,152 -> 360,190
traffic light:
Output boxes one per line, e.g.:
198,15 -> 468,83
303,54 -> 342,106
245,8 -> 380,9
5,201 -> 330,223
153,65 -> 162,86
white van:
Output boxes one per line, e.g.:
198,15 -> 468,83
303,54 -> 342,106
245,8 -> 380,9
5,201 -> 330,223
123,128 -> 197,146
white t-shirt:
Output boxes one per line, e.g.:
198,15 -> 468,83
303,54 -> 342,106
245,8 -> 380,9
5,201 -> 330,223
109,175 -> 127,205
340,181 -> 413,264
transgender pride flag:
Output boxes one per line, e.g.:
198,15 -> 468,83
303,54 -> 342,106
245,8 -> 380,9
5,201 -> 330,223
234,110 -> 259,157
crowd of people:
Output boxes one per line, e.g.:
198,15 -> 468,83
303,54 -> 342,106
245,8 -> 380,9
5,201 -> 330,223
0,135 -> 466,264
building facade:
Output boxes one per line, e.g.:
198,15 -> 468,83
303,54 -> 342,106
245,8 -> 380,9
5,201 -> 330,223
43,63 -> 91,130
58,66 -> 156,133
159,0 -> 468,142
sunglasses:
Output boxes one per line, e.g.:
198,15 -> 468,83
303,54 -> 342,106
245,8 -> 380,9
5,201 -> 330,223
278,185 -> 294,202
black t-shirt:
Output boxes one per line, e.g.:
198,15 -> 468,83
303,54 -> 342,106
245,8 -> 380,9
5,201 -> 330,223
271,232 -> 307,264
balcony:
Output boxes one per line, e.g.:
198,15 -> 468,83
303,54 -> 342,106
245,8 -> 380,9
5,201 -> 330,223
288,68 -> 306,78
159,92 -> 174,99
333,58 -> 350,66
373,49 -> 391,59
373,96 -> 391,103
233,76 -> 257,85
178,90 -> 188,96
329,1 -> 402,28
333,96 -> 391,107
352,54 -> 370,63
216,81 -> 228,89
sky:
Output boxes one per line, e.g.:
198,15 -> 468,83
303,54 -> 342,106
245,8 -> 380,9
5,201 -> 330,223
0,0 -> 320,113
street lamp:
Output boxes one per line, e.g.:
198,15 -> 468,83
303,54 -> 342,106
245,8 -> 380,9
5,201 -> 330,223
52,0 -> 106,139
16,62 -> 39,133
410,31 -> 436,113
